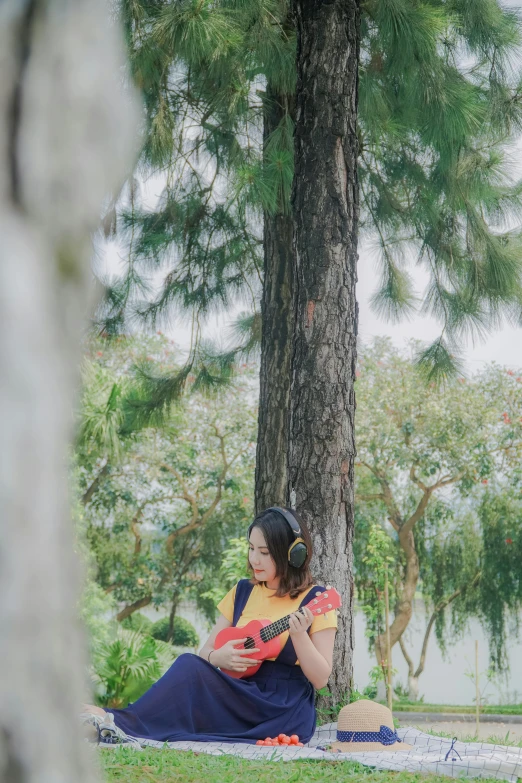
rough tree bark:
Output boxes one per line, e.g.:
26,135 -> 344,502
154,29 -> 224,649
0,2 -> 139,780
255,83 -> 295,513
289,0 -> 360,704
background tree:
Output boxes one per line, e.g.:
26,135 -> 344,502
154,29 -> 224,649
78,334 -> 257,625
0,0 -> 139,779
354,339 -> 522,699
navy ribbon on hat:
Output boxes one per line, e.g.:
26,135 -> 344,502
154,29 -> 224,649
336,725 -> 401,745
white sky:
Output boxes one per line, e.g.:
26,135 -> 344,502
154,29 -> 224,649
101,219 -> 522,374
356,238 -> 522,373
103,232 -> 522,373
99,1 -> 522,375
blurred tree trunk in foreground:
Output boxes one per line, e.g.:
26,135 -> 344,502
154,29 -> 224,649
0,1 -> 139,780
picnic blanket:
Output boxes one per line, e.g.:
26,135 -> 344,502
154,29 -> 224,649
135,724 -> 522,781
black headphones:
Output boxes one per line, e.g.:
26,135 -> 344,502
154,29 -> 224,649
266,506 -> 309,569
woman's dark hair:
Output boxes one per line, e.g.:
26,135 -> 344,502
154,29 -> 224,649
247,508 -> 314,598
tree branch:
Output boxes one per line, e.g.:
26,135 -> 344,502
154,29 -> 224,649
81,461 -> 110,506
356,492 -> 386,502
158,461 -> 199,526
399,635 -> 415,678
402,467 -> 467,535
356,460 -> 403,530
414,571 -> 481,679
116,595 -> 152,622
163,424 -> 234,553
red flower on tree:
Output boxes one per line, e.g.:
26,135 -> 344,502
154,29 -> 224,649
506,538 -> 513,545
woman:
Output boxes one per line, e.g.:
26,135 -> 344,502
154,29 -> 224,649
83,507 -> 337,744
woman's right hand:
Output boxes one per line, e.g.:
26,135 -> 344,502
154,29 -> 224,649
210,639 -> 260,672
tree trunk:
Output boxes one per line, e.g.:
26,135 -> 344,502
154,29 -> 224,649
397,576 -> 480,700
289,0 -> 360,705
167,593 -> 180,642
375,527 -> 419,665
0,2 -> 138,780
255,84 -> 295,513
408,675 -> 420,701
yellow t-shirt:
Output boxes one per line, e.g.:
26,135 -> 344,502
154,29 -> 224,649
216,581 -> 337,663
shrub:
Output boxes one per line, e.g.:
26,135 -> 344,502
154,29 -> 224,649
150,616 -> 199,647
121,612 -> 153,635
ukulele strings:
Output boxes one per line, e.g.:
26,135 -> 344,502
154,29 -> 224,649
241,611 -> 302,649
239,596 -> 332,649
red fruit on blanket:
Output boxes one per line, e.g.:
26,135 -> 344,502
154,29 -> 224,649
257,734 -> 303,746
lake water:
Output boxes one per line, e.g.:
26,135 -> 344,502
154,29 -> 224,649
153,600 -> 522,706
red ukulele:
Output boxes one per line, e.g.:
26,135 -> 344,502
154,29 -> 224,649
214,587 -> 342,678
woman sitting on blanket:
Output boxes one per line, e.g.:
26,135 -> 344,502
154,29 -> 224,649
82,507 -> 338,745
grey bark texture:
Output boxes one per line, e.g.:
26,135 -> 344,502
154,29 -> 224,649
289,0 -> 360,703
0,1 -> 139,780
255,84 -> 295,513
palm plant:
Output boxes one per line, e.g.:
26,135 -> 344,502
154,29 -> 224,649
92,628 -> 177,708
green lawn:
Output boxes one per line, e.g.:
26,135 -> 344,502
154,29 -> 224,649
99,739 -> 518,783
392,703 -> 522,715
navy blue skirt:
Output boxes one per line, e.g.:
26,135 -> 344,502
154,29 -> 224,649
110,654 -> 316,743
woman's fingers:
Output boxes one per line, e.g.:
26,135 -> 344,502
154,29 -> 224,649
289,609 -> 313,633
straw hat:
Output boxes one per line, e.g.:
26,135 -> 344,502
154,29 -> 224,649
329,699 -> 412,753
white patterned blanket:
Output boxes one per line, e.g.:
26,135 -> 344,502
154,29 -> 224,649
135,725 -> 522,781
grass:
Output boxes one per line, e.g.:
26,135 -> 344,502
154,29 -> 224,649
100,732 -> 522,783
426,730 -> 522,746
392,703 -> 522,715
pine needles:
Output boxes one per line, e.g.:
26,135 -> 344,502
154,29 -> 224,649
100,0 -> 522,390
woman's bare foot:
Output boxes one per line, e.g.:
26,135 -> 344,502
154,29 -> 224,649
81,703 -> 107,718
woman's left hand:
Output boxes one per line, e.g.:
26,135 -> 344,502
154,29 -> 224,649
288,606 -> 314,636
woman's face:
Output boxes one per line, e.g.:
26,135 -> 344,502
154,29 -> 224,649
248,525 -> 278,587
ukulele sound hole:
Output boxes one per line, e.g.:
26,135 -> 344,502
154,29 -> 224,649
244,636 -> 256,649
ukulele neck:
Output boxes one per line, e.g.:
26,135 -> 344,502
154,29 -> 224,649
259,609 -> 305,642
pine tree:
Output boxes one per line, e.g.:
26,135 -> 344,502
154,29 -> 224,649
106,0 -> 522,374
101,0 -> 522,701
104,0 -> 522,449
288,0 -> 360,705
